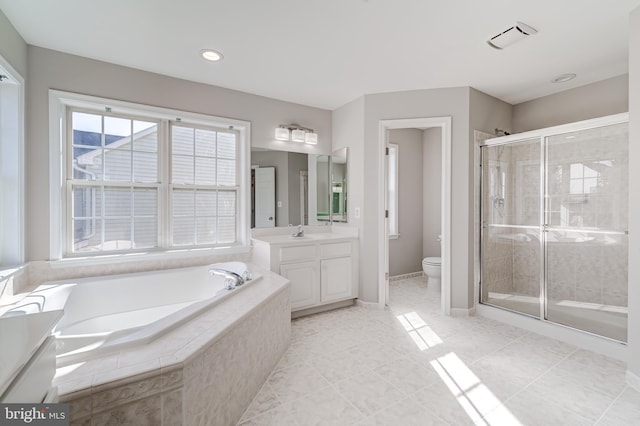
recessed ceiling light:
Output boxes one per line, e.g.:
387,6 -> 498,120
200,49 -> 224,62
551,73 -> 576,83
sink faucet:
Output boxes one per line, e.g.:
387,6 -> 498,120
292,224 -> 304,237
209,268 -> 245,290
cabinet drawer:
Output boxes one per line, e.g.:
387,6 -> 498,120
319,242 -> 351,258
279,244 -> 317,262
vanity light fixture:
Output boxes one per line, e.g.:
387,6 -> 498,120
291,129 -> 306,143
304,131 -> 318,145
200,49 -> 224,62
274,124 -> 318,144
275,126 -> 290,141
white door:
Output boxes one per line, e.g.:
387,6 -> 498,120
255,167 -> 276,228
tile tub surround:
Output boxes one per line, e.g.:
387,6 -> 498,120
0,251 -> 252,312
57,267 -> 290,426
0,266 -> 29,305
238,276 -> 639,425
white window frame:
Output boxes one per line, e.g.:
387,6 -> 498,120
388,143 -> 399,239
49,90 -> 251,263
168,121 -> 241,247
0,55 -> 25,267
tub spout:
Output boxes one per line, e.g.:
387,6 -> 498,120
209,268 -> 245,290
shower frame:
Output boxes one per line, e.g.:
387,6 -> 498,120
478,112 -> 629,342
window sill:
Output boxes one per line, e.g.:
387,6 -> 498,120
49,245 -> 250,269
389,234 -> 399,240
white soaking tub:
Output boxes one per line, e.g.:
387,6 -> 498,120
1,262 -> 260,366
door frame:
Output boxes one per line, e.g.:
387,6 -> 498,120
377,117 -> 452,314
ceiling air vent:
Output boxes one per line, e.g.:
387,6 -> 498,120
487,22 -> 537,50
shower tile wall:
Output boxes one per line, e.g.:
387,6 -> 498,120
546,240 -> 628,307
545,124 -> 628,310
481,141 -> 540,305
510,142 -> 540,299
483,124 -> 628,318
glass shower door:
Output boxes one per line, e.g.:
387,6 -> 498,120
480,139 -> 541,317
544,123 -> 629,341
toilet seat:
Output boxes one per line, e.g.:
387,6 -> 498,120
422,257 -> 441,266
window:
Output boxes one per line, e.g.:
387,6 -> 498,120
0,57 -> 24,267
170,125 -> 238,246
71,112 -> 159,252
388,143 -> 399,238
51,91 -> 250,259
569,162 -> 600,195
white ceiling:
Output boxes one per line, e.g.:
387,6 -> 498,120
1,0 -> 639,110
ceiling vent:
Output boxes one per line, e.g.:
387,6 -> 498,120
487,22 -> 537,50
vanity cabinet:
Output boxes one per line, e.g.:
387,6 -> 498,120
320,257 -> 352,303
280,260 -> 319,309
251,233 -> 358,313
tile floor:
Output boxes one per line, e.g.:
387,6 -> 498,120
238,276 -> 640,425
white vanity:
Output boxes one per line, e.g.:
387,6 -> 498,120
251,227 -> 358,316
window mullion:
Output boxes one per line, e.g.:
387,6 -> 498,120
159,119 -> 170,249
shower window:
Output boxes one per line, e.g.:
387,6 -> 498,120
479,114 -> 629,342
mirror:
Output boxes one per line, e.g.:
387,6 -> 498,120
331,148 -> 348,223
251,148 -> 329,228
316,155 -> 330,223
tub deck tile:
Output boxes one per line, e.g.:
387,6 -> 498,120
56,266 -> 290,426
91,360 -> 161,392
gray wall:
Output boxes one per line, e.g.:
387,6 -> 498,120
423,127 -> 441,259
287,152 -> 307,226
469,89 -> 514,307
388,129 -> 423,276
331,96 -> 365,296
0,9 -> 27,77
628,5 -> 640,382
361,87 -> 471,306
26,46 -> 331,261
512,75 -> 629,132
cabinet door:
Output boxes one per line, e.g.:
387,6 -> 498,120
280,261 -> 319,310
320,257 -> 353,303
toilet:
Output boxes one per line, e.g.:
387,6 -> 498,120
422,257 -> 441,291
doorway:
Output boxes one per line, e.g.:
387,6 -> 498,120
378,117 -> 452,314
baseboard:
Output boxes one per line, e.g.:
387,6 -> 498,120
355,299 -> 384,309
451,307 -> 476,317
627,370 -> 640,392
389,271 -> 424,282
291,299 -> 355,318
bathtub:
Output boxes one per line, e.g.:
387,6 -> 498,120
1,262 -> 261,366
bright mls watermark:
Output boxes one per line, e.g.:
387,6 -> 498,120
1,404 -> 69,425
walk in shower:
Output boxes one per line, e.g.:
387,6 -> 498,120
480,114 -> 629,342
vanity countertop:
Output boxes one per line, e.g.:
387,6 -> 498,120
252,233 -> 356,245
251,226 -> 358,246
